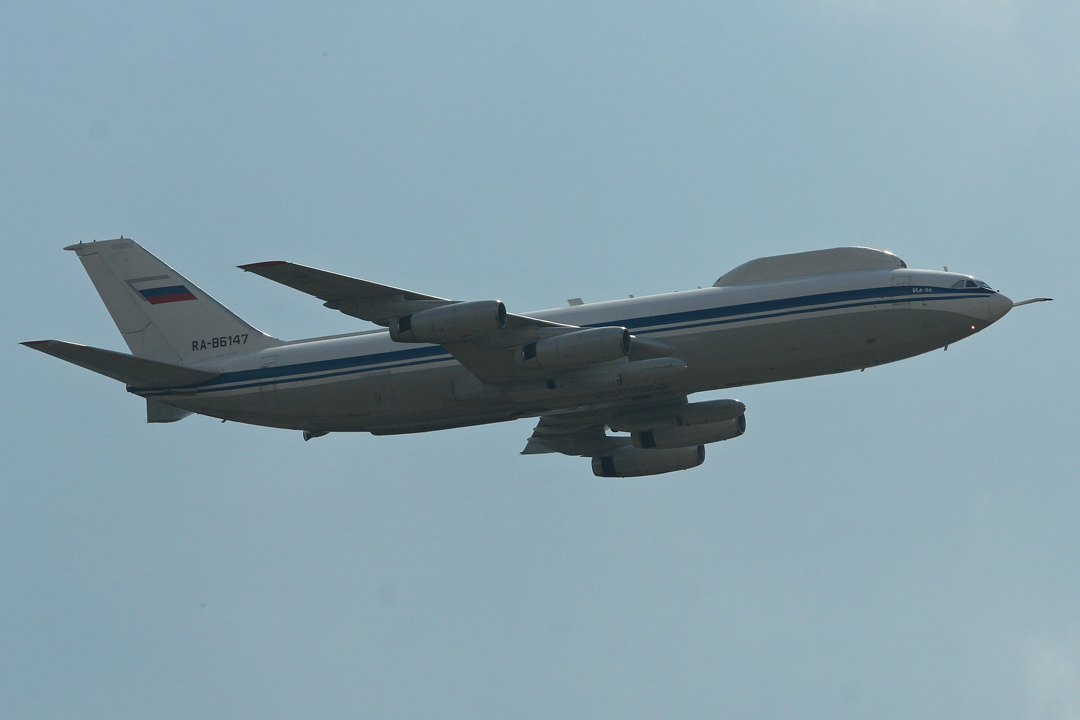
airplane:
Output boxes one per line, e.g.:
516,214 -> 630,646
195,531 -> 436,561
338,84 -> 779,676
22,238 -> 1050,477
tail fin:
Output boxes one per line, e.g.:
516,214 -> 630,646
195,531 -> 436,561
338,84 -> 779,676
66,238 -> 281,364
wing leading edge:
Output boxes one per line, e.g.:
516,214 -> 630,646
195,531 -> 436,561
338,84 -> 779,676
239,261 -> 449,324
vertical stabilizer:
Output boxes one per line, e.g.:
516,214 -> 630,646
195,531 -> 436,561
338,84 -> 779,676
66,238 -> 281,364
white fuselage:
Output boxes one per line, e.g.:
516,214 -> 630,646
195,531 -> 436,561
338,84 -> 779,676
135,267 -> 1012,433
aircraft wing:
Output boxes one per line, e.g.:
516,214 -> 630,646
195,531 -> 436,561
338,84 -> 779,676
239,261 -> 451,324
522,416 -> 629,456
522,396 -> 688,456
240,260 -> 580,383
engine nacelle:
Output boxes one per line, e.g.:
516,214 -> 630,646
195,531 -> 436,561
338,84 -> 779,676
610,399 -> 745,432
632,414 -> 746,449
519,327 -> 631,371
592,445 -> 705,477
390,300 -> 506,344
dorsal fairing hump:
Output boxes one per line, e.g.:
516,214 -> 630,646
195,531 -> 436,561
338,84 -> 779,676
714,247 -> 907,287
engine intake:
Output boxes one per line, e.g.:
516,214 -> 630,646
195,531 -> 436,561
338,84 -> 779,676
519,327 -> 631,371
390,300 -> 506,344
592,445 -> 705,477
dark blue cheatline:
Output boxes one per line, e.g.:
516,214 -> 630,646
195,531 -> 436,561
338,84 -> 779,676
132,285 -> 991,397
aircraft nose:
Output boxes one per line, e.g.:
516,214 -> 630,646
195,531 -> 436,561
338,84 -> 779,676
986,292 -> 1013,324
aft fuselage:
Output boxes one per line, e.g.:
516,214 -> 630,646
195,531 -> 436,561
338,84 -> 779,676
135,268 -> 1012,433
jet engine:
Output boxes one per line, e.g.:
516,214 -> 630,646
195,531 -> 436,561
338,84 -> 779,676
610,399 -> 745,432
519,327 -> 631,371
631,414 -> 746,449
592,445 -> 705,478
390,300 -> 506,343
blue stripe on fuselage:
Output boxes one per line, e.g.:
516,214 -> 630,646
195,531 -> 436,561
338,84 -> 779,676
132,285 -> 993,397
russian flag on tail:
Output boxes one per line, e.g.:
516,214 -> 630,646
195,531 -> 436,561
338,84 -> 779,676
139,285 -> 197,304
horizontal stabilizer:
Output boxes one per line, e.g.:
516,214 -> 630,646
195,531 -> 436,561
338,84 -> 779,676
21,340 -> 219,389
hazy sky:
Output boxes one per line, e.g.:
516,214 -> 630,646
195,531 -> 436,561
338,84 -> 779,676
3,2 -> 1077,718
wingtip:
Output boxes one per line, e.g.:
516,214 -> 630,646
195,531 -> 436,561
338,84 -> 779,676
521,441 -> 556,455
239,261 -> 288,271
21,340 -> 52,347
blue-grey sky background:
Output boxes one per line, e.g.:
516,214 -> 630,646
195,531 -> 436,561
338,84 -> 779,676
2,2 -> 1077,718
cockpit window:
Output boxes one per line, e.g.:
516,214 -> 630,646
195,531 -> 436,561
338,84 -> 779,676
952,278 -> 993,290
